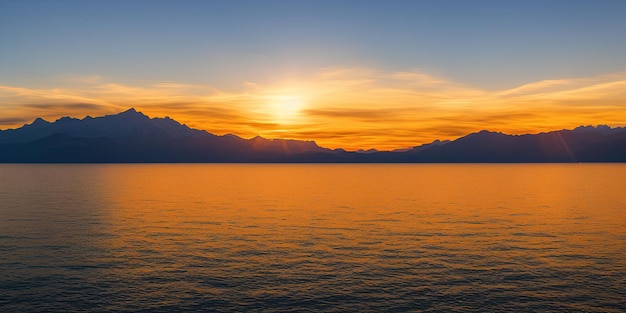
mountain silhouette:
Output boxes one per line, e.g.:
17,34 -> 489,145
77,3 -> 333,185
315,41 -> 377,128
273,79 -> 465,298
404,128 -> 626,162
1,109 -> 625,162
0,109 -> 332,162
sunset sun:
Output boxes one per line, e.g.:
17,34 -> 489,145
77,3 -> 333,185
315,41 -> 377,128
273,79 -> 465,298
269,95 -> 305,124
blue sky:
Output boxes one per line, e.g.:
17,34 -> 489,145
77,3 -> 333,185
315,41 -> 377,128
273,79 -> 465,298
3,0 -> 625,89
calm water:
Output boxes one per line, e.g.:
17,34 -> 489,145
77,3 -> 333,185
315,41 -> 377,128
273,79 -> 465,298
0,164 -> 625,312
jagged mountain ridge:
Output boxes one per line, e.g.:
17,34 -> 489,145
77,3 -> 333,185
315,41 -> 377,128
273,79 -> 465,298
1,109 -> 625,162
385,126 -> 626,162
0,109 -> 331,161
1,108 -> 215,143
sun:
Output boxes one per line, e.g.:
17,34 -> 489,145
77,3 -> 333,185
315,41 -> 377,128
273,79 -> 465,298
269,95 -> 305,124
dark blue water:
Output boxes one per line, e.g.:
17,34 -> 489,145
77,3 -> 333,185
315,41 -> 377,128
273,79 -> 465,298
1,164 -> 625,312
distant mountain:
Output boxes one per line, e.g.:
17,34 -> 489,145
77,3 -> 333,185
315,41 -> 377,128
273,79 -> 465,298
0,109 -> 333,162
0,108 -> 207,143
1,109 -> 625,162
404,126 -> 626,162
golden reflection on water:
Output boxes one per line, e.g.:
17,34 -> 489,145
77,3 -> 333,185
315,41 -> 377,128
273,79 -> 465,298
97,164 -> 625,265
1,164 -> 625,311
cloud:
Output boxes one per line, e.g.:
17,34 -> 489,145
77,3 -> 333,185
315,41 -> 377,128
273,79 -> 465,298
303,108 -> 407,121
0,117 -> 30,126
1,68 -> 625,150
22,102 -> 103,110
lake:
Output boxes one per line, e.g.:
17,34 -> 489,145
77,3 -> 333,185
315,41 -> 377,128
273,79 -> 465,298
1,164 -> 625,312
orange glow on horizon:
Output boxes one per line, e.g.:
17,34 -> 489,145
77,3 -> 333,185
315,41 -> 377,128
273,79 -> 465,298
1,68 -> 626,150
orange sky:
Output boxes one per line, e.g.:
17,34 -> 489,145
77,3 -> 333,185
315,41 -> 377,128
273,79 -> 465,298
3,2 -> 626,150
1,67 -> 626,150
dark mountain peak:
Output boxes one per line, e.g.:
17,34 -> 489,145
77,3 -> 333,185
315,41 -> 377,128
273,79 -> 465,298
426,139 -> 450,146
574,124 -> 613,129
30,117 -> 50,127
476,130 -> 505,135
465,130 -> 508,139
113,108 -> 149,120
573,125 -> 596,132
456,130 -> 499,140
572,124 -> 617,134
55,116 -> 79,124
223,133 -> 242,139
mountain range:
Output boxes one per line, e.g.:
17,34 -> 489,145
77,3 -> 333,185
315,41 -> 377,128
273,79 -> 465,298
1,108 -> 625,162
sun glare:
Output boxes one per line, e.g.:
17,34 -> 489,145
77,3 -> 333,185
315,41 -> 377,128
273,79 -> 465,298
269,95 -> 305,123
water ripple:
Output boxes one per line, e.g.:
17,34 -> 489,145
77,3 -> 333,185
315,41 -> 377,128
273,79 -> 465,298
1,164 -> 625,312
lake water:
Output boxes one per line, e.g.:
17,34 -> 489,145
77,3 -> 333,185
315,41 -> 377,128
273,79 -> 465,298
0,164 -> 625,312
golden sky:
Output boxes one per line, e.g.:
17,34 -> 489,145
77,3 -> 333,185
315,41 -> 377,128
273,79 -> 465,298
1,67 -> 626,150
3,2 -> 626,150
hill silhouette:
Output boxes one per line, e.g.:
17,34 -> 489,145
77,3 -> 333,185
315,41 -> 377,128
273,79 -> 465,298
1,109 -> 625,162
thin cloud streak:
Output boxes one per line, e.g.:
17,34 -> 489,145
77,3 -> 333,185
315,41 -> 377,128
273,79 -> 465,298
1,68 -> 625,150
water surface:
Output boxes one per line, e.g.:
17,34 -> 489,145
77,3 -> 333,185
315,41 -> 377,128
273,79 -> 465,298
1,164 -> 625,312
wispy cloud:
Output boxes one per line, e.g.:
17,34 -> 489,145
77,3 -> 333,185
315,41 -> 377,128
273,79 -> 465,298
0,117 -> 30,125
1,68 -> 625,150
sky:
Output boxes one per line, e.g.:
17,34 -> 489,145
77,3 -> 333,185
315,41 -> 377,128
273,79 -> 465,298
1,0 -> 626,150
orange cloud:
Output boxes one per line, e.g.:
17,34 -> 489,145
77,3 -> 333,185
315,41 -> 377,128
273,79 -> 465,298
1,68 -> 625,150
